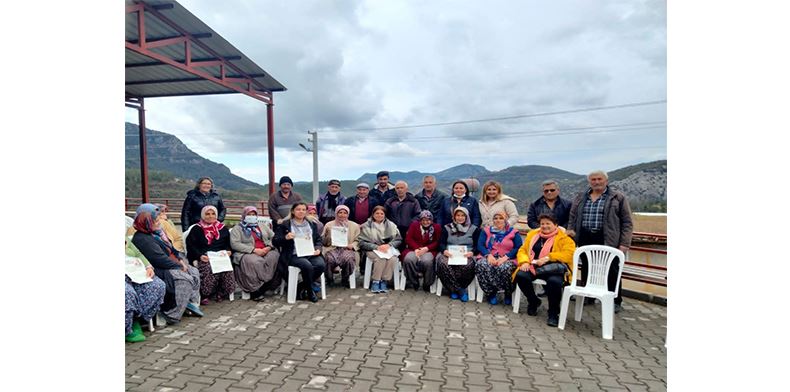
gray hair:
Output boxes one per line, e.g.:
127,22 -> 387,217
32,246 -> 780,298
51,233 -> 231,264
395,180 -> 409,188
422,175 -> 436,182
541,180 -> 559,188
587,170 -> 609,180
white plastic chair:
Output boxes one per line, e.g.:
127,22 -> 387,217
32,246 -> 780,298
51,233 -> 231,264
512,279 -> 546,313
362,256 -> 403,291
183,224 -> 233,301
286,266 -> 327,304
558,245 -> 625,340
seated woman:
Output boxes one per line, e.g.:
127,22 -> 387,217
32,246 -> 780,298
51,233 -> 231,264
479,180 -> 519,228
475,210 -> 523,305
155,203 -> 185,253
125,218 -> 166,342
358,205 -> 402,294
401,210 -> 441,292
181,177 -> 227,231
514,213 -> 576,327
131,204 -> 203,325
185,205 -> 235,304
306,204 -> 325,236
273,202 -> 325,302
230,206 -> 281,301
321,205 -> 360,287
435,206 -> 480,302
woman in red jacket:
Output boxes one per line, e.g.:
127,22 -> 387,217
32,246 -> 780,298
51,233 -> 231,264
401,211 -> 441,292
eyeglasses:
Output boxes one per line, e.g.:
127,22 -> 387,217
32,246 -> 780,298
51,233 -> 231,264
543,189 -> 557,193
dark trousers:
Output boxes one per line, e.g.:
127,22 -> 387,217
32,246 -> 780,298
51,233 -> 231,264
289,255 -> 326,286
577,229 -> 622,305
515,271 -> 564,317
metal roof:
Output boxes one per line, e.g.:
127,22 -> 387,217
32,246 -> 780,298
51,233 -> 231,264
125,0 -> 286,101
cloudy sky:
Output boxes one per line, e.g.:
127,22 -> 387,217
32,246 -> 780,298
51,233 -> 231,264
125,0 -> 666,184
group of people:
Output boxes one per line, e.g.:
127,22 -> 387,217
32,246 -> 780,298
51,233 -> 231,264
125,170 -> 633,342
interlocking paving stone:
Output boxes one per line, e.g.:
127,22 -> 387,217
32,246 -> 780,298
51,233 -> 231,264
126,286 -> 666,391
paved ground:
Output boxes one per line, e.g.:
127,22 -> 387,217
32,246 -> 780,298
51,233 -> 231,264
125,285 -> 667,391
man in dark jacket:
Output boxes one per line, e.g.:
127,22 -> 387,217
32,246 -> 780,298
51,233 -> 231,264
315,179 -> 346,224
415,175 -> 449,225
344,182 -> 381,225
370,170 -> 396,202
526,180 -> 572,229
384,181 -> 422,245
566,170 -> 633,313
181,177 -> 226,231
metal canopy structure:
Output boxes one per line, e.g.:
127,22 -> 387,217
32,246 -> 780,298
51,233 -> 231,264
125,0 -> 286,201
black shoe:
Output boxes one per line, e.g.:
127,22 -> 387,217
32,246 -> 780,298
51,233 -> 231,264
308,290 -> 318,303
547,315 -> 559,327
422,284 -> 432,293
614,303 -> 622,314
526,299 -> 541,316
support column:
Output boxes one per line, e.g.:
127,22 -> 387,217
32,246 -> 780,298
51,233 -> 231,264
266,102 -> 275,196
138,97 -> 150,203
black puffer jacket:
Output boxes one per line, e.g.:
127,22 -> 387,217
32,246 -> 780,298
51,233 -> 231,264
181,189 -> 227,231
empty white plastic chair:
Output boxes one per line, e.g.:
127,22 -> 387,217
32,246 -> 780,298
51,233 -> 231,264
286,266 -> 327,304
512,279 -> 546,313
558,245 -> 625,340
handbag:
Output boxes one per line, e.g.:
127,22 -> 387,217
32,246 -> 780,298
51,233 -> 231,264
534,261 -> 569,276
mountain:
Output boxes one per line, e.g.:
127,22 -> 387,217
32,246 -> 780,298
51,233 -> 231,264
125,123 -> 667,212
125,122 -> 265,192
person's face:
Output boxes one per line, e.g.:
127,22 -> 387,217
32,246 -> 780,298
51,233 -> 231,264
485,185 -> 498,200
423,178 -> 436,192
246,211 -> 257,217
199,180 -> 212,193
377,176 -> 389,187
157,209 -> 168,221
336,209 -> 349,219
539,218 -> 557,234
373,209 -> 385,222
395,183 -> 407,197
328,184 -> 340,194
420,217 -> 432,227
203,209 -> 217,223
588,174 -> 608,192
307,209 -> 317,217
280,182 -> 292,193
453,183 -> 466,196
454,211 -> 467,224
356,186 -> 369,198
542,184 -> 559,201
493,214 -> 506,229
293,205 -> 307,219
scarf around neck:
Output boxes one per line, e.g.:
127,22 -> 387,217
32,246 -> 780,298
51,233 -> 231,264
529,228 -> 559,263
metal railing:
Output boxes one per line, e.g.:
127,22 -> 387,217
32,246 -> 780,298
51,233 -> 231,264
125,197 -> 270,217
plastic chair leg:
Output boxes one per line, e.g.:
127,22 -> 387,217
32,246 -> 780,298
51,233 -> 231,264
241,291 -> 251,300
393,261 -> 402,291
430,280 -> 437,294
278,279 -> 286,296
601,296 -> 614,339
287,266 -> 299,304
148,318 -> 155,332
574,295 -> 585,321
363,258 -> 372,289
229,292 -> 234,302
558,291 -> 572,330
320,273 -> 327,300
349,268 -> 357,289
435,279 -> 443,297
512,286 -> 521,314
473,276 -> 482,303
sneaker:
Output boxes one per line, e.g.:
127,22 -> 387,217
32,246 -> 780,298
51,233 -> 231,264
526,299 -> 542,316
380,282 -> 389,293
185,302 -> 204,317
200,298 -> 210,306
132,321 -> 143,335
614,303 -> 622,314
547,315 -> 559,327
488,295 -> 498,305
371,280 -> 381,293
460,290 -> 469,302
312,282 -> 321,293
450,292 -> 459,300
125,330 -> 146,343
504,294 -> 512,306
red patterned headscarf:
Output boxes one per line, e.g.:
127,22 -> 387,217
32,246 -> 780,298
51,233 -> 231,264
198,205 -> 225,245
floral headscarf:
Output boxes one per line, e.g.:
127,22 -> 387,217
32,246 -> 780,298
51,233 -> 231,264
198,205 -> 225,245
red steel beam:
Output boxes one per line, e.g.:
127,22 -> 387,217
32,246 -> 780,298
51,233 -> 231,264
137,98 -> 150,203
267,103 -> 275,196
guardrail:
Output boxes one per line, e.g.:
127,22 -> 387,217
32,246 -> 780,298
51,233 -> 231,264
125,197 -> 270,217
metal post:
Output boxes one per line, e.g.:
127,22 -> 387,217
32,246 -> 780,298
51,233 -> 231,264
266,102 -> 275,196
138,97 -> 150,203
309,131 -> 318,203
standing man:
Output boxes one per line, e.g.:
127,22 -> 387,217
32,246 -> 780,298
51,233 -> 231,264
344,183 -> 381,225
566,170 -> 633,313
384,181 -> 422,245
527,180 -> 572,229
315,179 -> 346,224
415,175 -> 449,226
268,176 -> 303,226
370,170 -> 396,202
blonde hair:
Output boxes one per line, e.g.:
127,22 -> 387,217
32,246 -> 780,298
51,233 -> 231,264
482,180 -> 502,202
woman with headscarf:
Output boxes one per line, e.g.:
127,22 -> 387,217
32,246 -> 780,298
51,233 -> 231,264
321,205 -> 360,287
181,176 -> 227,231
131,203 -> 203,326
514,213 -> 576,327
273,202 -> 325,303
479,180 -> 519,228
185,205 -> 235,304
358,205 -> 403,293
441,180 -> 482,227
306,204 -> 325,237
475,210 -> 523,305
125,204 -> 185,254
125,216 -> 166,342
230,206 -> 281,301
401,210 -> 441,292
435,206 -> 480,302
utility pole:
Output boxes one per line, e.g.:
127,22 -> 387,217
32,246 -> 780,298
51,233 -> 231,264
299,130 -> 319,202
